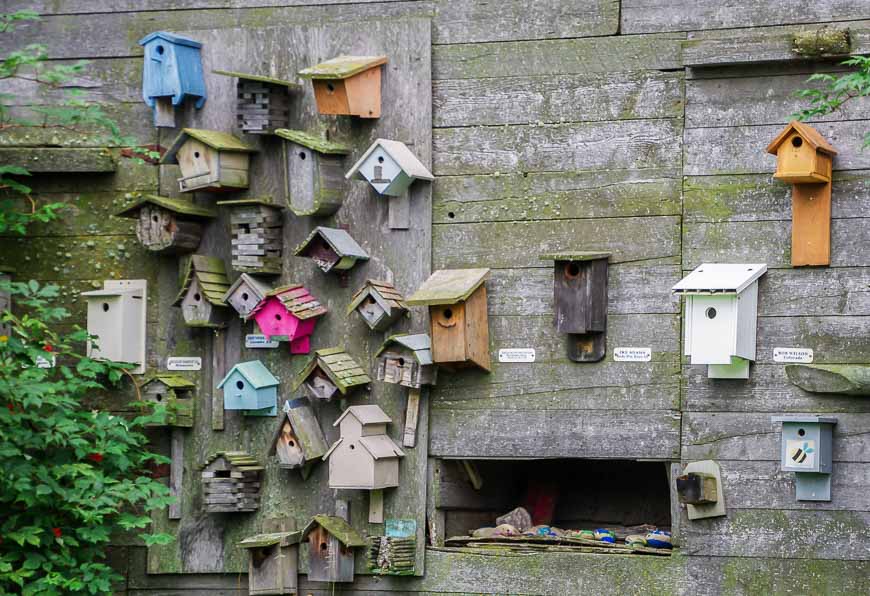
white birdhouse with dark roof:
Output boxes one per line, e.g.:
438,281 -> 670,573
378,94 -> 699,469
346,138 -> 433,197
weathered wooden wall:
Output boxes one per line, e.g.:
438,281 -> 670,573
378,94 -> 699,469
2,1 -> 870,594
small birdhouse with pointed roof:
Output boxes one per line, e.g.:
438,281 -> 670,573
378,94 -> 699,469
214,70 -> 300,135
302,515 -> 366,583
161,128 -> 256,193
173,255 -> 231,328
81,280 -> 147,375
115,194 -> 216,254
323,405 -> 404,491
200,451 -> 262,513
0,266 -> 12,337
140,373 -> 195,427
268,398 -> 328,478
767,120 -> 837,184
347,280 -> 407,331
771,415 -> 837,501
218,360 -> 279,416
274,129 -> 351,217
375,334 -> 437,389
406,268 -> 491,372
138,31 -> 205,128
216,198 -> 284,276
223,273 -> 272,319
299,55 -> 387,118
248,285 -> 327,353
292,347 -> 371,402
294,226 -> 369,274
346,138 -> 434,197
238,530 -> 301,596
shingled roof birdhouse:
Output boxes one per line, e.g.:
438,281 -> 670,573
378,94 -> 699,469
293,226 -> 369,274
298,55 -> 387,118
238,530 -> 301,596
301,515 -> 366,583
218,360 -> 279,416
138,31 -> 205,127
274,129 -> 351,217
161,128 -> 255,193
269,398 -> 328,478
216,198 -> 284,276
115,194 -> 216,254
346,138 -> 434,197
200,451 -> 263,513
173,255 -> 231,328
0,266 -> 12,337
292,347 -> 371,402
375,334 -> 437,389
223,273 -> 272,319
140,373 -> 195,427
213,70 -> 300,135
81,280 -> 147,374
347,280 -> 407,331
406,268 -> 491,372
248,285 -> 326,353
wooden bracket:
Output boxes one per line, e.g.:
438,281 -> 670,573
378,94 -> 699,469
169,428 -> 184,520
388,193 -> 411,230
153,97 -> 176,128
211,329 -> 225,431
791,181 -> 832,266
403,388 -> 422,447
369,490 -> 384,524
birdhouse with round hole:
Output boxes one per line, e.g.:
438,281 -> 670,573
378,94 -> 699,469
218,360 -> 279,416
0,266 -> 14,338
161,128 -> 255,193
292,347 -> 371,402
274,129 -> 350,217
375,334 -> 437,389
238,530 -> 300,596
346,138 -> 434,197
347,280 -> 408,331
213,70 -> 301,135
140,373 -> 195,428
81,280 -> 147,374
301,515 -> 366,583
115,194 -> 216,254
247,284 -> 327,353
223,273 -> 272,319
216,198 -> 284,276
294,226 -> 369,274
771,415 -> 837,501
138,31 -> 206,128
173,255 -> 231,328
298,55 -> 387,118
767,120 -> 836,184
269,398 -> 329,479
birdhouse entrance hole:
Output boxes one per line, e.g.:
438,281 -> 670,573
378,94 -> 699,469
792,136 -> 802,148
215,470 -> 231,478
102,303 -> 110,312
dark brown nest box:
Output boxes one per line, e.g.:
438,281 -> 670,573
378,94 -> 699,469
238,531 -> 301,595
293,226 -> 369,274
346,279 -> 408,331
161,128 -> 256,193
301,515 -> 366,583
375,333 -> 437,389
216,198 -> 284,276
298,55 -> 387,118
213,70 -> 301,135
268,398 -> 328,479
274,129 -> 350,217
115,194 -> 216,254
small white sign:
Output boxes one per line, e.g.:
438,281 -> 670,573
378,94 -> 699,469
773,348 -> 814,364
498,348 -> 536,363
167,357 -> 202,371
613,347 -> 652,362
36,355 -> 56,369
246,334 -> 280,349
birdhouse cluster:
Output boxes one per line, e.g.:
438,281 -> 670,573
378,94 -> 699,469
214,70 -> 300,134
140,374 -> 195,427
293,347 -> 371,402
174,255 -> 232,328
116,195 -> 216,254
201,451 -> 263,513
218,199 -> 284,275
81,279 -> 147,374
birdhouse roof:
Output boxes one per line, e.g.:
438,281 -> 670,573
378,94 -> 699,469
765,120 -> 838,156
161,128 -> 255,164
672,263 -> 767,295
115,194 -> 217,219
359,435 -> 405,460
212,69 -> 302,90
346,138 -> 434,183
138,31 -> 202,49
301,515 -> 366,547
771,415 -> 838,425
539,251 -> 611,262
215,197 -> 283,209
222,273 -> 272,304
268,398 -> 329,460
406,268 -> 490,306
273,129 -> 351,154
298,55 -> 387,80
217,360 -> 279,390
238,531 -> 301,549
199,450 -> 263,471
346,280 -> 407,315
173,255 -> 231,306
292,347 -> 371,394
375,333 -> 433,366
333,404 -> 392,427
294,226 -> 370,261
142,374 -> 196,390
249,284 -> 327,321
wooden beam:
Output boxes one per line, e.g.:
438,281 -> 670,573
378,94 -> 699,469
0,147 -> 116,172
403,388 -> 421,447
169,428 -> 183,520
786,364 -> 870,396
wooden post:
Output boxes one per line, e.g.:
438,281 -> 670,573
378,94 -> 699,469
153,97 -> 176,128
369,490 -> 384,524
169,428 -> 184,520
388,193 -> 410,230
460,459 -> 483,490
211,329 -> 225,431
791,181 -> 832,266
335,498 -> 349,521
403,388 -> 421,448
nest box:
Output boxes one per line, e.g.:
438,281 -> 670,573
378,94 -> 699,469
301,515 -> 366,583
161,128 -> 255,193
213,70 -> 300,135
366,519 -> 417,576
223,273 -> 272,319
115,194 -> 216,254
238,531 -> 301,596
672,264 -> 767,379
771,415 -> 837,501
173,255 -> 231,328
269,398 -> 329,478
676,460 -> 726,520
346,138 -> 434,197
248,285 -> 327,353
347,280 -> 408,331
216,199 -> 284,276
540,252 -> 610,362
298,55 -> 387,118
0,266 -> 13,337
218,360 -> 279,416
292,347 -> 371,402
138,31 -> 205,128
375,334 -> 437,389
274,129 -> 350,217
200,451 -> 263,513
81,280 -> 147,374
406,268 -> 491,372
294,226 -> 369,274
766,121 -> 839,267
140,374 -> 195,427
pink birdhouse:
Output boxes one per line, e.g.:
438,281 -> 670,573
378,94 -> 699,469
248,284 -> 327,354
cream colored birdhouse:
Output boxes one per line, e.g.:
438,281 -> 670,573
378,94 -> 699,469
81,280 -> 147,374
161,128 -> 255,192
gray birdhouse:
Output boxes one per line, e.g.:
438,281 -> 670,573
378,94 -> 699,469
213,70 -> 300,135
274,129 -> 350,217
346,138 -> 434,197
140,373 -> 195,428
301,515 -> 366,583
115,194 -> 216,254
375,334 -> 437,389
161,128 -> 255,192
173,255 -> 231,328
0,266 -> 13,337
223,273 -> 272,319
347,280 -> 407,331
81,280 -> 147,374
238,531 -> 301,596
293,226 -> 369,274
323,405 -> 404,491
268,398 -> 328,479
292,347 -> 371,402
771,416 -> 837,501
676,460 -> 726,520
216,199 -> 284,276
200,451 -> 263,513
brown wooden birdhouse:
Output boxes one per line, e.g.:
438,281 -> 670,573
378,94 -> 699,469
293,226 -> 369,274
406,268 -> 491,372
213,70 -> 300,135
298,56 -> 387,118
140,373 -> 195,428
238,531 -> 301,595
115,194 -> 216,254
301,515 -> 366,583
292,347 -> 371,402
173,255 -> 231,328
269,398 -> 328,479
161,128 -> 255,192
274,129 -> 350,217
200,451 -> 263,513
375,334 -> 437,389
216,199 -> 284,276
347,280 -> 408,331
223,273 -> 272,319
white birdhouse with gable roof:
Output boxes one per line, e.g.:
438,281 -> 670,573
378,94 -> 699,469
346,138 -> 433,197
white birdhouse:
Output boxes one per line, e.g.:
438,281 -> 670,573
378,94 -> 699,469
345,138 -> 433,197
81,280 -> 147,374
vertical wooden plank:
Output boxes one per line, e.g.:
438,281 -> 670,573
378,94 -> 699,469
369,490 -> 384,524
388,193 -> 411,229
211,330 -> 225,431
792,182 -> 832,267
669,462 -> 682,547
169,428 -> 184,520
403,388 -> 421,448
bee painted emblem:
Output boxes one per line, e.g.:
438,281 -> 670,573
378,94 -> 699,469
786,440 -> 816,468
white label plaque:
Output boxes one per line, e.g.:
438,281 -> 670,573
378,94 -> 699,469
613,347 -> 652,362
773,348 -> 813,364
246,334 -> 280,349
167,357 -> 202,371
498,348 -> 536,363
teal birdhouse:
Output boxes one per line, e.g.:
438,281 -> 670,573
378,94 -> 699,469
138,31 -> 206,128
771,415 -> 837,501
218,361 -> 279,416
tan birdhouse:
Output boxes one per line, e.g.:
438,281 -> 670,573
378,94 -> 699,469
268,398 -> 328,479
238,530 -> 301,595
298,55 -> 387,118
161,128 -> 256,192
323,405 -> 404,491
767,120 -> 836,184
115,194 -> 216,254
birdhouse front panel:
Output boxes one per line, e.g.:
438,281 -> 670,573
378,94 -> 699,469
685,294 -> 737,365
299,55 -> 387,118
274,420 -> 305,469
430,285 -> 490,371
180,278 -> 213,325
306,527 -> 355,583
251,299 -> 305,341
223,274 -> 271,318
359,146 -> 403,195
176,139 -> 216,189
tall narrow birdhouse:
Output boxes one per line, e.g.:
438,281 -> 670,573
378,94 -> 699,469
81,280 -> 147,374
292,347 -> 371,402
223,273 -> 272,319
274,129 -> 350,217
140,373 -> 195,427
301,515 -> 366,583
0,266 -> 13,337
268,398 -> 328,478
115,194 -> 216,254
298,55 -> 387,118
173,255 -> 231,328
406,268 -> 491,372
294,227 -> 369,274
200,451 -> 263,513
375,334 -> 437,389
676,460 -> 726,520
218,360 -> 279,416
248,285 -> 327,353
161,128 -> 255,193
346,139 -> 434,197
238,531 -> 301,595
213,70 -> 300,135
672,264 -> 767,379
138,32 -> 205,128
347,280 -> 408,331
771,416 -> 837,501
366,519 -> 417,576
540,252 -> 610,362
766,121 -> 838,267
216,199 -> 284,276
323,405 -> 404,491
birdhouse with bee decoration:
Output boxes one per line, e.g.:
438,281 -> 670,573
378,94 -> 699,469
771,415 -> 837,501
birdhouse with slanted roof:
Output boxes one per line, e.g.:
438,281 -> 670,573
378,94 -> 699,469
173,255 -> 231,328
218,360 -> 279,416
274,129 -> 350,217
248,284 -> 327,353
298,55 -> 387,118
213,70 -> 300,135
268,398 -> 329,479
346,138 -> 433,197
293,226 -> 369,274
347,279 -> 407,331
115,194 -> 216,255
161,128 -> 256,193
138,31 -> 205,128
292,347 -> 371,402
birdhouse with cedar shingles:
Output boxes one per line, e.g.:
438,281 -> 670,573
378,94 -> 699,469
406,268 -> 491,372
81,280 -> 147,374
268,398 -> 328,478
248,285 -> 326,353
294,226 -> 369,274
200,451 -> 262,513
115,194 -> 216,254
213,70 -> 300,135
346,138 -> 434,197
323,405 -> 404,491
161,128 -> 255,193
223,273 -> 272,319
238,530 -> 301,596
216,199 -> 284,276
140,373 -> 195,428
771,415 -> 837,501
298,55 -> 387,118
0,266 -> 13,337
292,347 -> 371,402
347,280 -> 407,331
173,255 -> 231,328
274,129 -> 350,217
218,360 -> 279,416
138,31 -> 205,128
375,334 -> 437,389
301,515 -> 366,583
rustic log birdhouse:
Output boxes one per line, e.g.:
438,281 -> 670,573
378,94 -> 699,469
766,121 -> 838,267
81,280 -> 147,374
173,255 -> 231,328
115,194 -> 216,254
293,226 -> 369,274
366,519 -> 416,576
375,334 -> 437,389
346,138 -> 434,197
223,273 -> 272,319
672,264 -> 767,379
274,129 -> 350,217
771,416 -> 837,501
138,31 -> 205,128
213,70 -> 300,135
347,280 -> 407,331
238,531 -> 301,596
292,347 -> 371,402
140,373 -> 195,428
540,252 -> 610,362
268,398 -> 328,478
301,515 -> 366,583
676,460 -> 726,520
161,128 -> 255,193
0,266 -> 13,337
218,360 -> 279,416
200,451 -> 263,513
216,199 -> 284,276
406,268 -> 491,372
248,284 -> 327,353
298,55 -> 387,118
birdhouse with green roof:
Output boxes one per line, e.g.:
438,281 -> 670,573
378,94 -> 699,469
218,360 -> 279,416
223,273 -> 272,319
238,530 -> 301,595
301,515 -> 366,583
161,128 -> 256,192
173,255 -> 231,328
375,334 -> 437,389
200,451 -> 262,513
216,198 -> 284,276
268,398 -> 328,478
115,194 -> 216,254
293,226 -> 369,274
299,55 -> 387,118
292,347 -> 371,402
347,279 -> 407,331
214,70 -> 301,135
140,373 -> 195,427
0,266 -> 14,338
274,129 -> 350,217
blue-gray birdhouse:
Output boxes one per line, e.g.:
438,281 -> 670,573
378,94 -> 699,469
771,415 -> 837,501
218,360 -> 279,416
138,31 -> 206,128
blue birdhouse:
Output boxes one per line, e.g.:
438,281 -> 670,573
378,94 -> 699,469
218,361 -> 279,416
138,31 -> 206,128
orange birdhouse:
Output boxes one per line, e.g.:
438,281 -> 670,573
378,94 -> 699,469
298,56 -> 387,118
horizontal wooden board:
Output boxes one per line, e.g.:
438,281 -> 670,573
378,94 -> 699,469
755,316 -> 870,363
0,148 -> 115,173
0,57 -> 142,105
756,268 -> 870,316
